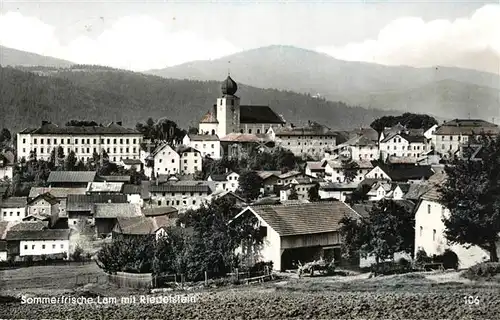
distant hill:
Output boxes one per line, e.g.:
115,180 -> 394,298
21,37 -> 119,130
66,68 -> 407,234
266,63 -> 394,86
0,45 -> 74,68
147,45 -> 500,120
0,65 -> 394,132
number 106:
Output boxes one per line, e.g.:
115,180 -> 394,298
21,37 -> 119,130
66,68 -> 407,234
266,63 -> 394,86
463,296 -> 479,305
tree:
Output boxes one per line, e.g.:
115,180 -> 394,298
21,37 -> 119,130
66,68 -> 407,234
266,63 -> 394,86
238,170 -> 263,201
439,134 -> 500,262
288,187 -> 299,200
342,160 -> 359,183
0,128 -> 12,145
64,151 -> 77,171
308,183 -> 320,202
339,215 -> 369,263
96,236 -> 155,274
188,127 -> 199,134
370,113 -> 438,133
66,120 -> 99,127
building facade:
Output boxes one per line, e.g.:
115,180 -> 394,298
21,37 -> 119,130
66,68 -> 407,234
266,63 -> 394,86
17,122 -> 143,163
182,134 -> 222,159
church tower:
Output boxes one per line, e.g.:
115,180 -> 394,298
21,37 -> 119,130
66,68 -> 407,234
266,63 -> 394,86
216,75 -> 241,137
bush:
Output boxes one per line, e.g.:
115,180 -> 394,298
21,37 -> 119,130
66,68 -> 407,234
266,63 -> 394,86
436,249 -> 459,270
71,246 -> 84,261
415,249 -> 431,265
326,260 -> 336,275
398,258 -> 411,269
462,262 -> 500,280
371,261 -> 413,276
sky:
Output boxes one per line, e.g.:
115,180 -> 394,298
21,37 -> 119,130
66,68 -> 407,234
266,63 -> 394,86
0,0 -> 499,73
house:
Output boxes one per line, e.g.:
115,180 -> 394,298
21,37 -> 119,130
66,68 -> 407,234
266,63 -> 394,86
379,132 -> 429,161
112,215 -> 177,240
123,184 -> 143,206
148,144 -> 180,177
305,161 -> 327,178
379,123 -> 407,142
121,158 -> 143,172
365,164 -> 434,184
86,182 -> 124,194
424,124 -> 438,140
277,171 -> 306,185
256,171 -> 281,194
366,182 -> 410,201
17,121 -> 142,163
149,181 -> 215,212
0,151 -> 14,180
182,134 -> 221,159
0,197 -> 28,222
6,229 -> 71,260
207,171 -> 240,192
207,190 -> 247,207
47,171 -> 97,188
178,147 -> 202,175
414,175 -> 492,268
94,203 -> 142,237
219,133 -> 274,160
26,193 -> 60,227
197,76 -> 286,137
29,187 -> 87,219
272,121 -> 337,159
324,160 -> 374,183
280,176 -> 319,201
318,182 -> 358,202
231,202 -> 361,271
336,135 -> 379,161
432,119 -> 500,159
66,194 -> 128,230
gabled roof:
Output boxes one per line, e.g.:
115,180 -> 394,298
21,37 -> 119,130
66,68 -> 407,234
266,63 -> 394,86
403,183 -> 432,201
256,171 -> 281,180
67,194 -> 128,211
98,175 -> 131,183
114,216 -> 176,235
177,146 -> 201,154
377,164 -> 434,181
47,171 -> 97,184
200,110 -> 219,124
220,133 -> 271,143
27,193 -> 59,205
0,197 -> 27,208
326,159 -> 374,169
9,221 -> 47,232
208,173 -> 230,182
122,184 -> 142,195
238,202 -> 359,236
381,132 -> 426,143
142,206 -> 178,217
240,105 -> 285,124
6,229 -> 71,241
29,187 -> 87,199
149,144 -> 178,158
275,122 -> 336,137
278,171 -> 302,179
306,161 -> 327,171
94,203 -> 142,219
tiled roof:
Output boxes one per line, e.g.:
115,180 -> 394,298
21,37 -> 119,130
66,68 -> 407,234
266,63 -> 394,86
6,229 -> 71,241
142,206 -> 178,217
114,216 -> 176,235
220,133 -> 269,143
387,156 -> 418,164
209,173 -> 229,182
122,184 -> 142,194
435,119 -> 499,135
27,193 -> 59,205
177,146 -> 201,154
0,197 -> 27,208
200,110 -> 219,124
350,203 -> 373,218
94,203 -> 142,219
122,159 -> 143,165
20,122 -> 140,135
240,105 -> 285,124
29,187 -> 87,199
9,221 -> 47,232
0,151 -> 15,165
403,183 -> 432,201
150,181 -> 214,193
256,171 -> 281,181
187,134 -> 220,141
87,182 -> 124,193
246,202 -> 359,236
278,171 -> 302,179
47,171 -> 97,184
326,160 -> 374,169
275,123 -> 336,136
306,161 -> 326,171
320,182 -> 359,191
377,164 -> 434,181
98,175 -> 131,183
66,194 -> 128,211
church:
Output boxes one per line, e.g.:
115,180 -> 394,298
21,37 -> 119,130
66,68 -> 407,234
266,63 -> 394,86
198,75 -> 286,137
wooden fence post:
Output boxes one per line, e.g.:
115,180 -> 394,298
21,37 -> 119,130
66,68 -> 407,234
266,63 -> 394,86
181,274 -> 184,289
204,271 -> 208,286
235,268 -> 239,281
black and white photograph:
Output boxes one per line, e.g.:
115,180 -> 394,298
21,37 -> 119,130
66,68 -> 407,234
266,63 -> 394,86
0,0 -> 500,319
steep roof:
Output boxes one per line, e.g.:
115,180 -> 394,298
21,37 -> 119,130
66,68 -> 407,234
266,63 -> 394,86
200,110 -> 219,124
0,197 -> 27,208
29,187 -> 87,199
20,122 -> 140,135
241,202 -> 359,236
240,105 -> 285,124
94,203 -> 142,219
47,171 -> 96,184
403,183 -> 433,201
6,229 -> 71,241
114,216 -> 176,235
27,193 -> 59,205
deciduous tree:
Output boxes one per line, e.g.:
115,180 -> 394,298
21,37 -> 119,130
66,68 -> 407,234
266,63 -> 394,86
238,170 -> 263,201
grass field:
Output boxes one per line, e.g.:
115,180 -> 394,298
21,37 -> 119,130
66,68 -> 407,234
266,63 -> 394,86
1,265 -> 499,319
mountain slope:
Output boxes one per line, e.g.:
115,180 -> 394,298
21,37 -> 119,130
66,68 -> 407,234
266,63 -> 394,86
0,66 -> 393,132
0,45 -> 74,68
147,45 -> 500,119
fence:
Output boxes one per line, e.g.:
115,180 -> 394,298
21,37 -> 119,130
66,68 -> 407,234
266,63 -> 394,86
107,272 -> 153,289
0,259 -> 92,270
75,273 -> 108,286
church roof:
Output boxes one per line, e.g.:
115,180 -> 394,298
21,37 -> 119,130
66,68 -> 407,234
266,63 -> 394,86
200,110 -> 218,124
221,76 -> 238,96
240,105 -> 285,124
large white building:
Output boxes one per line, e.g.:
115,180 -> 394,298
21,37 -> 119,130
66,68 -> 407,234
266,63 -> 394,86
149,181 -> 214,212
379,133 -> 429,159
198,75 -> 286,137
6,229 -> 71,259
182,134 -> 221,159
17,121 -> 143,163
149,144 -> 181,176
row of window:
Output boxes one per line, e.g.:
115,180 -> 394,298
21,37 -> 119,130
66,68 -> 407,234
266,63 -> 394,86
31,146 -> 138,155
288,141 -> 335,146
158,199 -> 197,206
24,243 -> 65,250
194,144 -> 216,149
25,138 -> 139,145
158,159 -> 198,164
439,136 -> 468,141
156,192 -> 205,197
419,226 -> 437,241
2,211 -> 26,217
282,136 -> 335,140
386,145 -> 426,151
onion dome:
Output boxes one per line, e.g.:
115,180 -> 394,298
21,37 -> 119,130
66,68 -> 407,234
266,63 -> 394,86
221,75 -> 238,95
